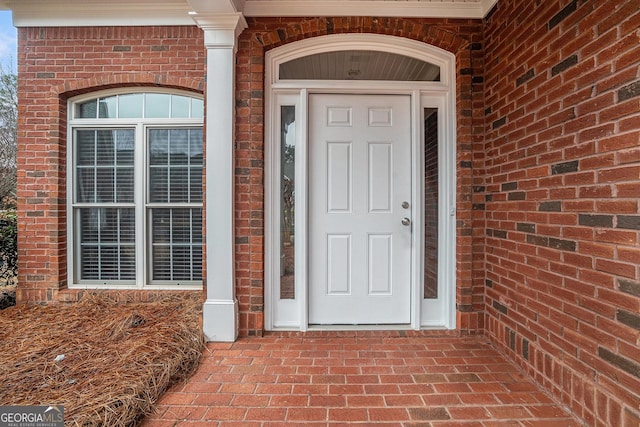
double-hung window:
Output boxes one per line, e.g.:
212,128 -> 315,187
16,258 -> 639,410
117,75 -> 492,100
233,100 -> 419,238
68,90 -> 204,289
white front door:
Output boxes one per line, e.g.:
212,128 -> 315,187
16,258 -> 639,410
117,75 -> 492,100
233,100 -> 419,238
309,94 -> 412,325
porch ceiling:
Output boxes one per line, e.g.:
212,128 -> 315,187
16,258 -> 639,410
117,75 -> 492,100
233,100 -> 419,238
242,0 -> 498,18
2,0 -> 498,27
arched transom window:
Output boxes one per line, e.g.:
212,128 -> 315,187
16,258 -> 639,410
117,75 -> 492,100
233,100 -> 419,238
279,50 -> 441,81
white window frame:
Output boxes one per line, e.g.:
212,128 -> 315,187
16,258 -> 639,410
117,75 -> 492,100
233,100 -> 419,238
265,34 -> 457,331
67,88 -> 204,290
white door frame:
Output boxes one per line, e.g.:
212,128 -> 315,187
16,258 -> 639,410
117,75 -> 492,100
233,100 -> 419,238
265,34 -> 457,331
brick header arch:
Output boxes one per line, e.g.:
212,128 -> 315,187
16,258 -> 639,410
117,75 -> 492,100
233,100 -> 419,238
254,17 -> 473,54
234,17 -> 485,337
54,74 -> 205,99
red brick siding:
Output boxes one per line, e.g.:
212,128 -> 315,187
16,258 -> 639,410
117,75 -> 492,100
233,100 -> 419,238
236,17 -> 485,336
483,0 -> 640,425
16,26 -> 205,303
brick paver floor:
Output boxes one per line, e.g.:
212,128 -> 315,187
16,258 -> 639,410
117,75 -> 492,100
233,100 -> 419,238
140,332 -> 583,426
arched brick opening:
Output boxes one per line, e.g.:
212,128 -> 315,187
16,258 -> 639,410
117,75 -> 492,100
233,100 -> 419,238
17,81 -> 204,304
54,75 -> 205,99
234,17 -> 485,337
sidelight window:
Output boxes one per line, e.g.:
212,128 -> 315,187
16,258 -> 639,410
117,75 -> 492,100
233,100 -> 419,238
280,106 -> 296,299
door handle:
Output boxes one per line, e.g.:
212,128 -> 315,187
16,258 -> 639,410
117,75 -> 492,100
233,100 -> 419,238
401,217 -> 411,226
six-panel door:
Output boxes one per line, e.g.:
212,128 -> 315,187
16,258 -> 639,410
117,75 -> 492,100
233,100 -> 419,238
309,94 -> 412,324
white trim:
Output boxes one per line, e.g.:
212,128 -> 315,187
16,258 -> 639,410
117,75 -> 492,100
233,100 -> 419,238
202,299 -> 239,342
187,0 -> 242,15
410,89 -> 422,329
66,87 -> 206,113
245,0 -> 489,18
264,92 -> 303,330
265,34 -> 456,331
418,94 -> 456,329
4,0 -> 499,27
8,0 -> 194,26
136,123 -> 146,287
267,34 -> 453,88
481,0 -> 499,16
192,13 -> 248,44
298,89 -> 309,332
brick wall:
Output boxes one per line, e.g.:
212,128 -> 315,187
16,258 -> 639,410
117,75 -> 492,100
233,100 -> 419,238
236,17 -> 485,336
483,0 -> 640,425
16,26 -> 205,303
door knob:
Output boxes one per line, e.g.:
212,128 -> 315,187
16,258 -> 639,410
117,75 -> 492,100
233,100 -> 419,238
401,217 -> 411,226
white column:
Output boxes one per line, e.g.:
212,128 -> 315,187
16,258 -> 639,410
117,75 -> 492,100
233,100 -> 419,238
194,13 -> 247,342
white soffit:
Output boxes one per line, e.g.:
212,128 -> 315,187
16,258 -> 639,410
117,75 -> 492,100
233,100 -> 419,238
244,0 -> 499,18
4,0 -> 195,26
3,0 -> 498,27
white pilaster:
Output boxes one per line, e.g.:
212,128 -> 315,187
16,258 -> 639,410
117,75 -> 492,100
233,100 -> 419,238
194,12 -> 247,342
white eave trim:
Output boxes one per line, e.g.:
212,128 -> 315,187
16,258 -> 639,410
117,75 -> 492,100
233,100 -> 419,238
8,1 -> 195,27
244,0 -> 498,18
5,0 -> 499,27
481,0 -> 499,16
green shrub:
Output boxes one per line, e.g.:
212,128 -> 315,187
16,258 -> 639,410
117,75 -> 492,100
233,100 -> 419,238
0,209 -> 17,281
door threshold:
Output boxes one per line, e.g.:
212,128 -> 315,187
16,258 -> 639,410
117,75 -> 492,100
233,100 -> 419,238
307,324 -> 413,331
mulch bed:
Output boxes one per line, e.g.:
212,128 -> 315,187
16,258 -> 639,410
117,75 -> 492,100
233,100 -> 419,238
0,292 -> 204,426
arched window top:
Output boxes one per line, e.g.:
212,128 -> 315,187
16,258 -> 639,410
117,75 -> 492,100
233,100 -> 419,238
73,92 -> 204,119
267,34 -> 454,87
279,50 -> 440,82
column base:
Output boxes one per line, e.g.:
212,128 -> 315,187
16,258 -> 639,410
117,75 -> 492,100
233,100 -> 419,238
203,299 -> 239,342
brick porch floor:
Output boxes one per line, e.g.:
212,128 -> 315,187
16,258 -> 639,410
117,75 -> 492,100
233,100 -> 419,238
140,332 -> 583,426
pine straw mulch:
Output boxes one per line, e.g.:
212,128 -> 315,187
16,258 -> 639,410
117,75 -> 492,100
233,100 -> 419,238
0,292 -> 205,426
